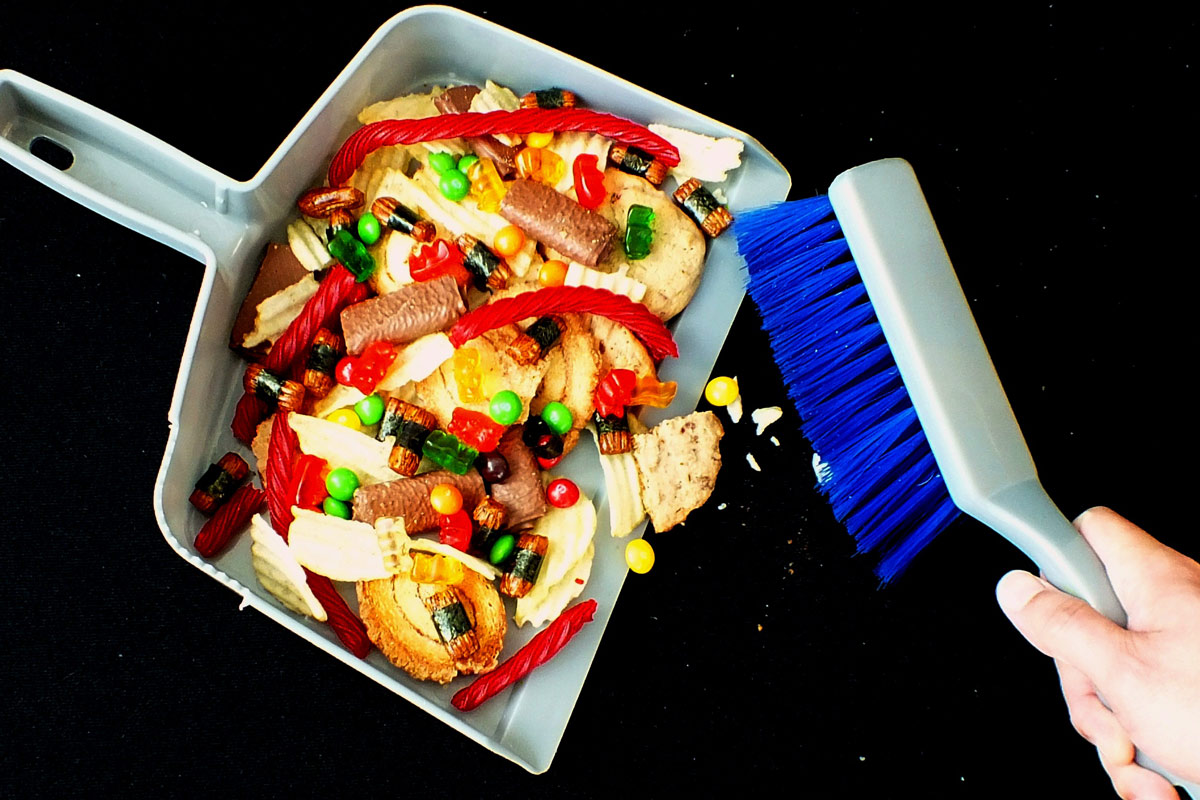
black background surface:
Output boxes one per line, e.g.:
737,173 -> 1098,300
1,4 -> 1195,798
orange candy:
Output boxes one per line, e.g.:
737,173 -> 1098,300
516,147 -> 566,185
493,225 -> 526,257
538,259 -> 569,287
429,483 -> 464,515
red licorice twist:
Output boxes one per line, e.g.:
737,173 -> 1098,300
451,598 -> 598,711
266,410 -> 299,538
264,409 -> 371,659
449,286 -> 678,360
193,484 -> 265,558
230,265 -> 366,445
328,109 -> 680,187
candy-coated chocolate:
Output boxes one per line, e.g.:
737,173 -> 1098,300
705,376 -> 739,407
488,533 -> 516,565
354,394 -> 385,426
541,401 -> 573,435
525,131 -> 554,149
428,151 -> 458,174
357,212 -> 382,245
538,259 -> 569,287
522,416 -> 551,446
322,496 -> 352,519
325,467 -> 360,502
625,538 -> 655,573
327,408 -> 363,432
536,453 -> 564,470
438,170 -> 471,202
457,154 -> 479,173
546,478 -> 580,508
429,483 -> 464,516
532,432 -> 563,461
492,225 -> 526,258
489,389 -> 522,426
474,451 -> 510,483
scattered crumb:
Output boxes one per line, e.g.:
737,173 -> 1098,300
859,756 -> 866,762
756,624 -> 763,632
770,436 -> 780,447
574,578 -> 584,585
750,406 -> 782,435
717,503 -> 727,510
746,453 -> 761,472
725,391 -> 743,424
812,452 -> 832,485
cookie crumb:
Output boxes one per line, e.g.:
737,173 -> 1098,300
750,406 -> 782,435
717,503 -> 727,510
746,453 -> 761,472
725,392 -> 743,423
770,436 -> 780,447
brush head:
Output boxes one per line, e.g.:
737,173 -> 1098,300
734,198 -> 960,583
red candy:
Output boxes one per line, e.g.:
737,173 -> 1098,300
537,453 -> 564,470
448,408 -> 506,453
336,340 -> 397,394
546,478 -> 580,508
438,509 -> 474,552
288,454 -> 329,511
409,238 -> 470,287
572,154 -> 606,210
594,368 -> 636,417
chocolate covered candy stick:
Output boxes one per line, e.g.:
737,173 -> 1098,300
499,179 -> 617,267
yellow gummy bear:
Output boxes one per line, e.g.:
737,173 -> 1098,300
453,347 -> 484,403
516,147 -> 566,186
467,158 -> 507,214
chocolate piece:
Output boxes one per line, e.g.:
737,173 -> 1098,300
434,86 -> 518,178
489,426 -> 548,528
340,274 -> 465,356
230,243 -> 311,360
352,470 -> 486,533
499,180 -> 618,267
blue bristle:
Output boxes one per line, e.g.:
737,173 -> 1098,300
732,198 -> 961,583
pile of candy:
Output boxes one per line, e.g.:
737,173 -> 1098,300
199,78 -> 743,701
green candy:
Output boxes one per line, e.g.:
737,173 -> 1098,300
354,394 -> 385,426
457,154 -> 479,173
489,533 -> 516,566
438,170 -> 471,202
489,390 -> 522,426
541,401 -> 573,435
428,151 -> 458,174
325,467 -> 360,502
327,230 -> 376,282
322,497 -> 352,519
356,212 -> 382,246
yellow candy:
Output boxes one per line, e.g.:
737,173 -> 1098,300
453,347 -> 484,403
327,408 -> 363,431
516,147 -> 566,186
410,552 -> 465,586
493,225 -> 526,257
525,131 -> 554,149
625,539 -> 655,574
466,158 -> 507,213
704,376 -> 739,407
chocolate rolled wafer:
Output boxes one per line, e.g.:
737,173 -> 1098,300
340,274 -> 465,356
434,86 -> 518,178
352,470 -> 486,532
489,426 -> 548,528
499,180 -> 617,267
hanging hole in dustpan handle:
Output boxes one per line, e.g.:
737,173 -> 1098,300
0,69 -> 245,263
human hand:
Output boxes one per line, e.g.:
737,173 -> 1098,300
995,506 -> 1200,799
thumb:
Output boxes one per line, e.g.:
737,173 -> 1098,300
996,570 -> 1131,685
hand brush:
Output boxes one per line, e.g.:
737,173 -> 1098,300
734,157 -> 1195,794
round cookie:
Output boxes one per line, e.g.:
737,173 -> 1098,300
594,169 -> 707,320
357,568 -> 506,684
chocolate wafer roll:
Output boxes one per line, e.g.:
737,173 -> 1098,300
352,470 -> 486,532
499,180 -> 617,267
489,426 -> 548,528
434,86 -> 518,178
340,274 -> 465,356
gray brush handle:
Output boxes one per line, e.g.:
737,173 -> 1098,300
829,158 -> 1198,795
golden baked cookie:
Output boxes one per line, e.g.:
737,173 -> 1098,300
631,411 -> 724,532
357,568 -> 506,684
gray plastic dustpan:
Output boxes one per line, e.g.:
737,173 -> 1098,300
0,5 -> 790,773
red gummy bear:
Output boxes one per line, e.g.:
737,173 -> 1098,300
572,154 -> 606,210
409,238 -> 470,287
594,368 -> 636,418
438,509 -> 473,552
335,340 -> 397,394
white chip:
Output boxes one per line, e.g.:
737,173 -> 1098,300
746,453 -> 761,472
751,406 -> 783,436
725,393 -> 743,424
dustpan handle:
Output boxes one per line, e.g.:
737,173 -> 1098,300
0,70 -> 245,264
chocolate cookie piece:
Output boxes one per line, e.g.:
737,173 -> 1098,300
230,243 -> 311,360
434,85 -> 518,178
499,179 -> 618,267
340,274 -> 466,355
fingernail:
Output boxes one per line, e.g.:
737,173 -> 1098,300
996,570 -> 1044,615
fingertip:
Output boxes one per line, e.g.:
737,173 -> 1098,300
996,569 -> 1048,617
1072,506 -> 1113,528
